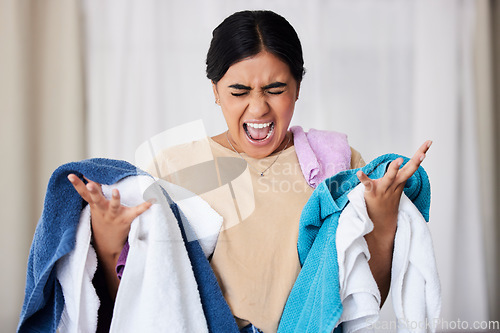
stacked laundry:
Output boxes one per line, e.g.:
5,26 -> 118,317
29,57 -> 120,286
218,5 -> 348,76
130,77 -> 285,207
17,158 -> 238,333
279,154 -> 441,333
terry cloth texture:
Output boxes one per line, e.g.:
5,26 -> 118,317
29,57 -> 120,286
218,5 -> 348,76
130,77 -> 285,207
56,204 -> 100,332
168,196 -> 240,333
277,153 -> 431,333
106,176 -> 233,332
389,192 -> 441,333
336,184 -> 381,332
18,158 -> 238,333
336,184 -> 440,333
290,126 -> 351,188
18,158 -> 145,333
107,177 -> 236,332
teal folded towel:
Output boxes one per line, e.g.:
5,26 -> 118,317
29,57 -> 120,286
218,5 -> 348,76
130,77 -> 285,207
278,153 -> 430,333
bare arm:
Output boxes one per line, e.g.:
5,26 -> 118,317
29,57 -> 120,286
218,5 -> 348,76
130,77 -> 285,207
358,141 -> 432,305
68,174 -> 152,300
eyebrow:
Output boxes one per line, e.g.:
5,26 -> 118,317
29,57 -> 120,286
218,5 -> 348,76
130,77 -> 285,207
228,82 -> 287,90
263,82 -> 287,89
228,84 -> 251,90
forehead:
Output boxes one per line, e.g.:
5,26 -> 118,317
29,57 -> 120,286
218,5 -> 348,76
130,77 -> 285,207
221,51 -> 294,85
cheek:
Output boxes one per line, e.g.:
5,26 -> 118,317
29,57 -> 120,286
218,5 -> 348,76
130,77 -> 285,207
221,104 -> 245,127
273,98 -> 296,121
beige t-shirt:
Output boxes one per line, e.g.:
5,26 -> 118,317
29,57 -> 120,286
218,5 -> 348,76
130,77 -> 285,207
148,137 -> 365,333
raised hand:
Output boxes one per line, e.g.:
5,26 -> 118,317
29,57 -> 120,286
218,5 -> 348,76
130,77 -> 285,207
67,174 -> 152,298
356,140 -> 432,236
356,140 -> 432,305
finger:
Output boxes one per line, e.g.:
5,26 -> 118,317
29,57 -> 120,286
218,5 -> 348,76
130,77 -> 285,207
83,176 -> 107,204
86,181 -> 107,207
396,140 -> 432,185
124,201 -> 153,222
68,174 -> 92,203
357,170 -> 374,193
395,156 -> 422,185
83,176 -> 95,184
380,158 -> 403,190
109,189 -> 121,213
420,140 -> 432,154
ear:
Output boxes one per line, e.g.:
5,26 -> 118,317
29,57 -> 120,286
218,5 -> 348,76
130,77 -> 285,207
295,82 -> 301,101
212,81 -> 220,105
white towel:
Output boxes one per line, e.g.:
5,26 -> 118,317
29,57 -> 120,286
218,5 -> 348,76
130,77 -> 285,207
391,193 -> 441,333
336,184 -> 381,333
150,178 -> 222,257
336,184 -> 441,333
56,175 -> 223,333
56,205 -> 100,333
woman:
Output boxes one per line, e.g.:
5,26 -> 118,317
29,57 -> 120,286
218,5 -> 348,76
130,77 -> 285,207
68,10 -> 430,333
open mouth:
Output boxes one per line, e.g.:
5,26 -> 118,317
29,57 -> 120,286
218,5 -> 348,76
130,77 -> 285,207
243,122 -> 275,141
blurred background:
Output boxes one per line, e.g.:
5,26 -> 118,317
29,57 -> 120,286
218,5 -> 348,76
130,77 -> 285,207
1,0 -> 499,331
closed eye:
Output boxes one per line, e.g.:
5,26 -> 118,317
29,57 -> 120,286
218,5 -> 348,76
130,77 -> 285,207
231,92 -> 248,97
267,90 -> 285,95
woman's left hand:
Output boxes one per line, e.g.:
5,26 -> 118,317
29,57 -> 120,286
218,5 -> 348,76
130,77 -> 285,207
357,140 -> 432,237
357,140 -> 432,305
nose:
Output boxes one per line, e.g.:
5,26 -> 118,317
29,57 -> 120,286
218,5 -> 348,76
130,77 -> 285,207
246,94 -> 270,118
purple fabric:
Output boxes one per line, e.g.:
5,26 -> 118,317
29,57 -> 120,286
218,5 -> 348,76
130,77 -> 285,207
115,241 -> 129,280
290,126 -> 351,188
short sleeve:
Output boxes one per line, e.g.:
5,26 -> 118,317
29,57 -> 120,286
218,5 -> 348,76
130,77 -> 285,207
350,147 -> 366,169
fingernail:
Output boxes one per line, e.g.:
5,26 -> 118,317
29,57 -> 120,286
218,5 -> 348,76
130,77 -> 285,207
427,140 -> 432,148
86,183 -> 94,191
397,158 -> 403,167
67,175 -> 75,183
420,154 -> 426,162
112,189 -> 119,198
148,198 -> 157,204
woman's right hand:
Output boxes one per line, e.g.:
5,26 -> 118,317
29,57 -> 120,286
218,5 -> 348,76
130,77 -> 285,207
68,174 -> 152,256
67,174 -> 152,297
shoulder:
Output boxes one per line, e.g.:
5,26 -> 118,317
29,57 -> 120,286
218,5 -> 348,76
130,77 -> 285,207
291,125 -> 365,170
146,138 -> 214,178
350,147 -> 366,169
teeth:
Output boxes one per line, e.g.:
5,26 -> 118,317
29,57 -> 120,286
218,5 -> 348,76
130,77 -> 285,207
265,124 -> 274,139
243,122 -> 275,140
246,122 -> 272,129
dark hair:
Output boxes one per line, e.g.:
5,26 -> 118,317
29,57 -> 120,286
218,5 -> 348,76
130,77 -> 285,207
206,10 -> 305,84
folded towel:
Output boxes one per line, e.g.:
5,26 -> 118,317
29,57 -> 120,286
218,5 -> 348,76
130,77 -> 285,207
290,126 -> 351,188
278,154 -> 431,333
18,158 -> 145,333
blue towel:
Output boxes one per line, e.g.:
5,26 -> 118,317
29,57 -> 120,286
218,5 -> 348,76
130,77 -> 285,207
278,154 -> 430,333
18,158 -> 238,333
18,158 -> 145,332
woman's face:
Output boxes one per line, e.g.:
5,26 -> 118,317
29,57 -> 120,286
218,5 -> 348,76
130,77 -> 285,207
213,51 -> 299,159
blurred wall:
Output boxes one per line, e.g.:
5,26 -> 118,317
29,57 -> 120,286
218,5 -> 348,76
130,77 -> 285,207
492,0 -> 500,320
0,0 -> 85,331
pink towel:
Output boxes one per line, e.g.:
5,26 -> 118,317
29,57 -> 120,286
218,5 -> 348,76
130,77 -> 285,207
290,126 -> 351,188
